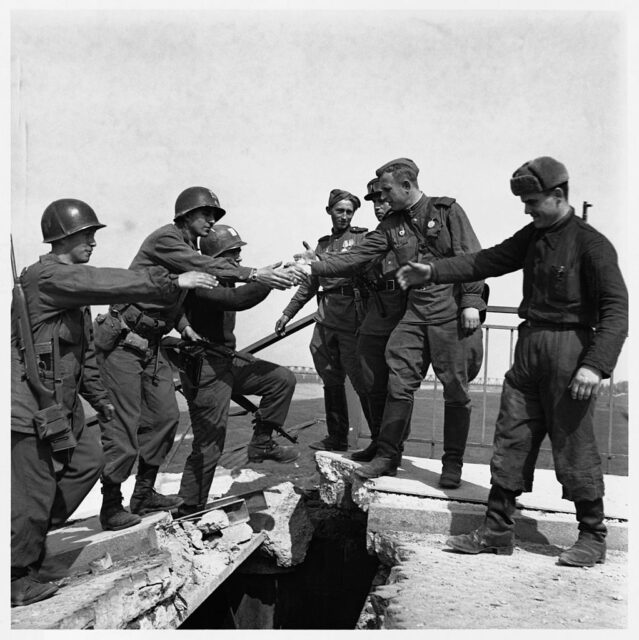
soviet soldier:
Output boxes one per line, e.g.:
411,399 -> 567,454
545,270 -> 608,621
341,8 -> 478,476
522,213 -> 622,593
96,187 -> 302,531
295,160 -> 486,485
397,157 -> 628,567
170,225 -> 299,516
351,178 -> 407,462
10,199 -> 216,606
275,188 -> 372,452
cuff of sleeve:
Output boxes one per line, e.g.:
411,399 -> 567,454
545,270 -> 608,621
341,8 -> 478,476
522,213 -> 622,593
460,293 -> 487,311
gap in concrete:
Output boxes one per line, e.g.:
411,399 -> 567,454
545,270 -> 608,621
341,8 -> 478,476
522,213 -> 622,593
180,494 -> 379,629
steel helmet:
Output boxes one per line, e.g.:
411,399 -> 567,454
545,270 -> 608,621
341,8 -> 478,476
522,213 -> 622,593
174,186 -> 226,222
41,199 -> 106,243
200,224 -> 246,258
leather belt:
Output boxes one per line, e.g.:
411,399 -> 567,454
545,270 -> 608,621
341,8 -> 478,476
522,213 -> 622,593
324,285 -> 356,297
523,321 -> 590,331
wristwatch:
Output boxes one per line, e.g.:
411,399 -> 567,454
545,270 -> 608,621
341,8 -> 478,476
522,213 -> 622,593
249,268 -> 258,282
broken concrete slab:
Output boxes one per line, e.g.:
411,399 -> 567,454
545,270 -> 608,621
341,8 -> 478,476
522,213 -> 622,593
315,452 -> 628,550
38,512 -> 171,580
315,451 -> 372,509
250,481 -> 314,568
12,550 -> 181,629
363,531 -> 627,629
366,492 -> 628,551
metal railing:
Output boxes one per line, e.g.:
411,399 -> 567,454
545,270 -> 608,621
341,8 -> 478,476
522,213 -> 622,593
240,308 -> 627,476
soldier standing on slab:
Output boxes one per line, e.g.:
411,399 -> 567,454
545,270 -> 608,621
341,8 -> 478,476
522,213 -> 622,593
96,187 -> 303,531
275,188 -> 372,452
10,199 -> 216,607
351,178 -> 406,462
397,156 -> 628,566
171,225 -> 299,517
295,159 -> 486,485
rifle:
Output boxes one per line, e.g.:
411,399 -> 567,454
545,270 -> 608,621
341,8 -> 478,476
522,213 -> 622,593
11,235 -> 55,407
11,236 -> 76,455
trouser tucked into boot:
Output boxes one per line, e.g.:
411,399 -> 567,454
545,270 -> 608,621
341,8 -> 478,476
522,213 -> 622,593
440,405 -> 471,488
351,392 -> 386,462
310,385 -> 350,451
446,484 -> 517,555
99,481 -> 141,531
558,498 -> 607,567
355,398 -> 413,478
129,458 -> 183,515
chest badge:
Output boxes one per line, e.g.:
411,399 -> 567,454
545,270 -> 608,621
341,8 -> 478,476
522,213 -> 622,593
427,220 -> 435,228
341,238 -> 354,252
398,228 -> 405,237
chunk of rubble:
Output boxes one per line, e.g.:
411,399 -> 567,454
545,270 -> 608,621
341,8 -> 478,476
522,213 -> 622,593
315,451 -> 373,510
197,509 -> 230,535
254,482 -> 314,567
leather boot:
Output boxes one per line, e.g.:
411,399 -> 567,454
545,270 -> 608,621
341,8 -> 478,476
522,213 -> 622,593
247,422 -> 299,463
355,398 -> 412,479
446,485 -> 517,555
310,385 -> 349,451
558,498 -> 607,567
129,459 -> 184,515
11,572 -> 59,607
351,392 -> 385,462
99,481 -> 141,531
439,405 -> 471,489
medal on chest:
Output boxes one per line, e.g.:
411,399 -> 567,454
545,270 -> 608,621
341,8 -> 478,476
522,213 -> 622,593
340,238 -> 354,252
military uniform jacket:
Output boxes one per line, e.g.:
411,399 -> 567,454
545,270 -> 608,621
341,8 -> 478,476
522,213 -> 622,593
430,210 -> 628,377
311,195 -> 486,325
11,254 -> 182,434
185,281 -> 271,350
123,223 -> 253,332
282,226 -> 369,333
358,242 -> 407,337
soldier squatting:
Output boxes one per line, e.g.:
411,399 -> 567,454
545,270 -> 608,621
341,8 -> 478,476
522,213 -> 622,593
10,156 -> 628,608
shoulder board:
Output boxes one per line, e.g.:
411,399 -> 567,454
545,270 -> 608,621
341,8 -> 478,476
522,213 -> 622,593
350,226 -> 368,233
433,196 -> 456,208
318,234 -> 331,242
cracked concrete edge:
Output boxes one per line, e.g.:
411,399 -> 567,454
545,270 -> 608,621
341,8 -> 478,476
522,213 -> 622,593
315,452 -> 628,552
366,496 -> 628,552
12,550 -> 182,630
315,451 -> 374,510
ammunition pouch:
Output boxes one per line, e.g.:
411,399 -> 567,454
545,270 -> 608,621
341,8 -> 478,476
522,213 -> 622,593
33,403 -> 77,453
112,304 -> 170,340
122,330 -> 150,356
94,312 -> 124,352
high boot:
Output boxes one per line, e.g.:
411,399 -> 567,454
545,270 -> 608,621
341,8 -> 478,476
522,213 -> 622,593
247,420 -> 299,463
99,481 -> 141,531
355,398 -> 413,479
439,405 -> 471,489
310,385 -> 350,451
446,485 -> 517,555
558,498 -> 607,567
129,459 -> 184,515
351,392 -> 386,462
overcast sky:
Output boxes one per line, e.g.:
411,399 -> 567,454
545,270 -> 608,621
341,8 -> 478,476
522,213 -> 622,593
8,4 -> 633,381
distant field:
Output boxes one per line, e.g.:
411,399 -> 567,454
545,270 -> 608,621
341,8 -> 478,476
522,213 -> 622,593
166,382 -> 627,477
287,380 -> 628,477
404,387 -> 628,476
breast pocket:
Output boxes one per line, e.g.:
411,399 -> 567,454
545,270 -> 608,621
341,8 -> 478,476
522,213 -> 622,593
549,265 -> 580,303
391,230 -> 416,263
